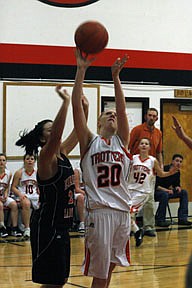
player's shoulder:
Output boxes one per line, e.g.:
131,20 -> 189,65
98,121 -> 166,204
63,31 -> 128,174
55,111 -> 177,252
133,154 -> 140,159
5,168 -> 11,177
13,168 -> 23,176
149,155 -> 155,159
149,155 -> 156,161
90,134 -> 100,145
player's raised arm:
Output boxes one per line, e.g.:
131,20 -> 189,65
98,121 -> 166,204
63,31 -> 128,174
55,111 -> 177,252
172,116 -> 192,149
72,49 -> 94,157
154,159 -> 178,177
62,93 -> 89,156
111,55 -> 129,149
38,86 -> 70,174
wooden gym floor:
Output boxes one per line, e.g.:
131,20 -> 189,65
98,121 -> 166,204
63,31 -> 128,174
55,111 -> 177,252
0,223 -> 191,288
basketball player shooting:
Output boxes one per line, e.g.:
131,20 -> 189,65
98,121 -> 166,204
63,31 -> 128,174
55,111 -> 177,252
72,48 -> 132,288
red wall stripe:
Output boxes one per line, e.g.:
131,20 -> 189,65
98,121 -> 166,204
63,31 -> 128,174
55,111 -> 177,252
0,43 -> 192,71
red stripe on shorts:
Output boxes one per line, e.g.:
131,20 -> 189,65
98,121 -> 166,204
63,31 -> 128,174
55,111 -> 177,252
84,247 -> 90,276
126,239 -> 131,264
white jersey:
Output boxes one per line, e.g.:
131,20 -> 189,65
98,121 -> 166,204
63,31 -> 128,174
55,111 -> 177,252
18,168 -> 39,200
128,154 -> 156,194
0,169 -> 11,195
81,134 -> 132,212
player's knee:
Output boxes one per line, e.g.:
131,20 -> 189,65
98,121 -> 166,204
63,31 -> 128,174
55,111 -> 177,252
22,198 -> 31,209
9,201 -> 18,210
0,201 -> 3,209
77,194 -> 84,204
162,192 -> 169,201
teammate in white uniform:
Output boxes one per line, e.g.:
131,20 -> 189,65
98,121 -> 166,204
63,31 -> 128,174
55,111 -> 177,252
128,138 -> 178,247
72,49 -> 131,288
11,154 -> 39,238
0,153 -> 22,237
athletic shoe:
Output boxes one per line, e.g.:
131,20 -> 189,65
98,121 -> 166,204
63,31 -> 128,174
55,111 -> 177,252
11,227 -> 22,237
0,227 -> 8,238
156,220 -> 171,227
135,229 -> 143,247
144,230 -> 156,237
23,228 -> 30,238
78,222 -> 85,233
178,220 -> 192,226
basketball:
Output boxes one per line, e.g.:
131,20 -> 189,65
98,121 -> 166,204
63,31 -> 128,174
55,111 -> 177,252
74,21 -> 109,54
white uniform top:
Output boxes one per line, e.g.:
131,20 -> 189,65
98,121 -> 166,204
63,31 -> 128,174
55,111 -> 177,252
81,134 -> 132,212
0,169 -> 11,195
18,168 -> 39,200
128,154 -> 156,194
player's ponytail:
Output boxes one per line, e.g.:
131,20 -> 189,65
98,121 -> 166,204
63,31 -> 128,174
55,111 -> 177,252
15,119 -> 52,156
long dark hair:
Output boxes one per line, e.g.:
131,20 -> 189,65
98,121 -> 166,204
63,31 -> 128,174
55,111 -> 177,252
15,119 -> 52,156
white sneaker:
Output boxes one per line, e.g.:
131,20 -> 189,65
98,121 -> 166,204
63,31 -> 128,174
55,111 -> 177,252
23,228 -> 30,239
78,222 -> 85,233
11,227 -> 22,237
0,227 -> 8,238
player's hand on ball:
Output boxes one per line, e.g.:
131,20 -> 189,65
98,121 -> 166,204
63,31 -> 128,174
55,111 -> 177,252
75,48 -> 95,70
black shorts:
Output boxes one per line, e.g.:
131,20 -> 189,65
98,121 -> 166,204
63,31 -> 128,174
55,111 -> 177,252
30,210 -> 71,285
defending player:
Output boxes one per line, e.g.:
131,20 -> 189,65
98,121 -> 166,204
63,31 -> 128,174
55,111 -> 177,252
15,86 -> 88,287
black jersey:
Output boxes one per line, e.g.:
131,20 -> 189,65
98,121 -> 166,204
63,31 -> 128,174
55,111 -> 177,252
37,154 -> 75,229
30,154 -> 74,285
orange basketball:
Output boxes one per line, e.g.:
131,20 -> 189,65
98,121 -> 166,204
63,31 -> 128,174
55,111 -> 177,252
74,21 -> 109,54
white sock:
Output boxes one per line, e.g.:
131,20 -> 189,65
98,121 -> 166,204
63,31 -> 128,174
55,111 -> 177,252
131,220 -> 139,233
0,222 -> 5,229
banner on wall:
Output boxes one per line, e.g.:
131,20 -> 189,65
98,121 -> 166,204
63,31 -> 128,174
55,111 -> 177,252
1,1 -> 191,86
1,43 -> 191,86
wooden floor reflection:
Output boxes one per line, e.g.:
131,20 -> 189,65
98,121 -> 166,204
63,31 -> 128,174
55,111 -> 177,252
0,224 -> 191,288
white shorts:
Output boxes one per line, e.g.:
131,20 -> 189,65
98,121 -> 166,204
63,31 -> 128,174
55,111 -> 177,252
27,195 -> 39,210
3,196 -> 15,207
82,208 -> 131,279
129,190 -> 149,214
75,193 -> 81,200
20,193 -> 39,210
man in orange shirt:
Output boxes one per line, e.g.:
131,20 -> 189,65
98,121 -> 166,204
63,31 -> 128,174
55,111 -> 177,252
129,108 -> 163,237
